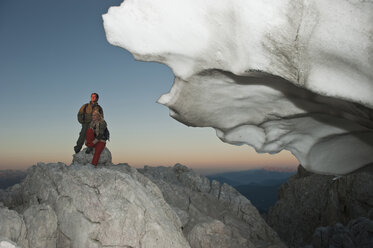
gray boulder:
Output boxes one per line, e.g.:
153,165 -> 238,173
267,164 -> 373,247
72,147 -> 112,166
139,163 -> 286,248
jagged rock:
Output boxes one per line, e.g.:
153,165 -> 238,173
72,147 -> 112,166
187,219 -> 251,248
2,162 -> 190,248
305,217 -> 373,248
23,204 -> 57,248
267,164 -> 373,247
139,163 -> 286,248
0,207 -> 28,247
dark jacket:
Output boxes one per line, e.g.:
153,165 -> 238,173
77,102 -> 104,124
90,120 -> 107,141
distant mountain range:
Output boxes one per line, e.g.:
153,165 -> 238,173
207,169 -> 295,186
0,170 -> 27,189
207,169 -> 296,213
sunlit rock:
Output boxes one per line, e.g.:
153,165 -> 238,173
1,163 -> 190,248
103,0 -> 373,175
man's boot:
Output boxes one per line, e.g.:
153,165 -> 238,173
74,146 -> 81,154
85,147 -> 93,154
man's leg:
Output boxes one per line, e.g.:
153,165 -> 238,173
85,128 -> 95,147
74,123 -> 89,153
84,128 -> 95,154
92,142 -> 106,166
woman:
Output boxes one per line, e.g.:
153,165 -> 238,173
85,110 -> 107,166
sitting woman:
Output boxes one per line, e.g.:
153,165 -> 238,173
85,110 -> 107,166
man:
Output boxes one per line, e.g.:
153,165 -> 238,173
74,93 -> 104,153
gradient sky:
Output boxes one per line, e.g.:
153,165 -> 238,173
0,0 -> 298,173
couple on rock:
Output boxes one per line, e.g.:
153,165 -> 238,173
74,93 -> 109,166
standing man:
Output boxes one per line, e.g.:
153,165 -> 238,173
74,93 -> 104,154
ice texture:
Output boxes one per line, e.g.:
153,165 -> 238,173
103,0 -> 373,175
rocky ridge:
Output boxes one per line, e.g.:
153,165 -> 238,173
0,160 -> 285,248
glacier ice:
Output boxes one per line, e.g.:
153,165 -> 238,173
103,0 -> 373,175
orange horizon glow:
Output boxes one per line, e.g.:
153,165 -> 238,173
0,146 -> 299,174
0,124 -> 299,173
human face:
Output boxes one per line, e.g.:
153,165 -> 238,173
91,94 -> 98,103
92,112 -> 99,122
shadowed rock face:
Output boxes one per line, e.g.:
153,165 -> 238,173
306,217 -> 373,248
267,164 -> 373,247
138,164 -> 286,248
103,0 -> 373,175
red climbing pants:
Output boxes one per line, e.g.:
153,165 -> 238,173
85,128 -> 106,166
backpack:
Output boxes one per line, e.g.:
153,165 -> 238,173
77,104 -> 89,124
78,103 -> 103,124
103,127 -> 110,141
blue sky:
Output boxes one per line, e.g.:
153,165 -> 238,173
0,0 -> 297,173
